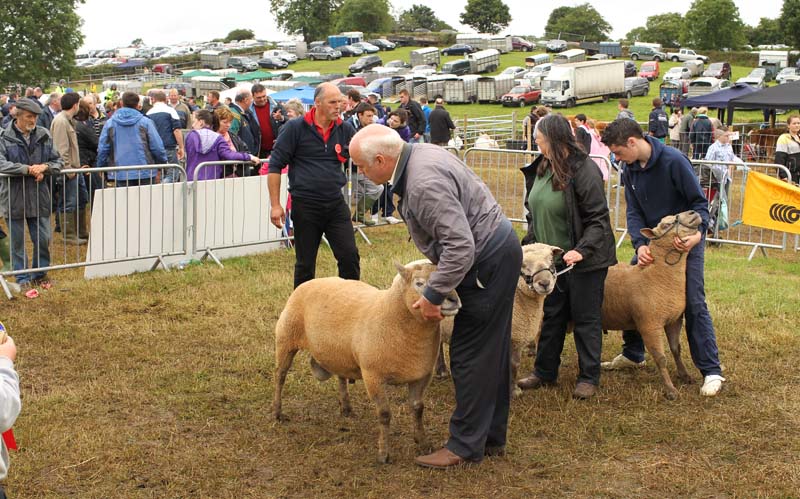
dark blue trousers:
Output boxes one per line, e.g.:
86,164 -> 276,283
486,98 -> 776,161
621,241 -> 721,376
290,196 -> 360,289
446,230 -> 521,462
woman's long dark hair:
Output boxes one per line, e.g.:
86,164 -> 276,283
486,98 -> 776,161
536,114 -> 587,190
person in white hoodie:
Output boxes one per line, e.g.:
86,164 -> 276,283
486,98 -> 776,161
0,322 -> 21,496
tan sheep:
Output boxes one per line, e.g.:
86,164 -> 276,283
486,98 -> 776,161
272,262 -> 462,464
601,210 -> 701,400
434,243 -> 563,397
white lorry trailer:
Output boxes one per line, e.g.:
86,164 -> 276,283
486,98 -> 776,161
540,59 -> 625,108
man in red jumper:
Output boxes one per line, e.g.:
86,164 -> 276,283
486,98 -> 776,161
251,83 -> 285,159
267,82 -> 359,288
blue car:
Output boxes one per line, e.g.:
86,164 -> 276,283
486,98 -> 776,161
441,44 -> 476,56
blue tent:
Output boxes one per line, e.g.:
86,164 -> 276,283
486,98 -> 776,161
269,86 -> 316,106
682,83 -> 758,110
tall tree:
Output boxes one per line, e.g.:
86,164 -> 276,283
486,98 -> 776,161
335,0 -> 393,33
746,18 -> 782,47
625,27 -> 649,44
0,0 -> 85,86
396,4 -> 453,32
642,13 -> 683,48
682,0 -> 745,50
543,3 -> 611,41
460,0 -> 511,34
225,29 -> 255,42
778,0 -> 800,49
270,0 -> 340,43
131,38 -> 144,47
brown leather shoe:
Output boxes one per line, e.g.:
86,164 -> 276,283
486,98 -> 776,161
517,374 -> 556,390
573,382 -> 597,400
415,447 -> 470,469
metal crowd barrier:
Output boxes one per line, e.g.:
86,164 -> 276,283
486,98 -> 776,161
0,164 -> 187,299
461,147 -> 616,225
190,160 -> 290,266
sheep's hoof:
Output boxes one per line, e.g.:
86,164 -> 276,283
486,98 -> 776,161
664,389 -> 679,401
273,412 -> 289,422
678,373 -> 694,384
376,453 -> 391,464
416,440 -> 433,454
340,406 -> 353,417
511,387 -> 523,399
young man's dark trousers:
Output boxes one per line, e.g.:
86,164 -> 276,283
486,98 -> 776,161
446,229 -> 521,462
290,196 -> 360,289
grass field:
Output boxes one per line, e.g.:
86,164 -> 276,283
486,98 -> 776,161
284,46 -> 774,123
3,220 -> 800,497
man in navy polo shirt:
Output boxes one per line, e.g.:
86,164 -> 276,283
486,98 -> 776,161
267,83 -> 359,288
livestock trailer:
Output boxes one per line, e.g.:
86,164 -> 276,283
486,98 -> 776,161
410,47 -> 440,68
200,50 -> 230,69
444,75 -> 479,103
477,75 -> 515,103
467,49 -> 501,73
599,42 -> 622,58
456,33 -> 490,50
489,37 -> 513,54
426,74 -> 458,100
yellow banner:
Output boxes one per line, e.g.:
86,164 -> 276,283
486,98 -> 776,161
742,171 -> 800,235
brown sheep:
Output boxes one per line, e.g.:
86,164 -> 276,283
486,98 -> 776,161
435,243 -> 563,397
601,210 -> 701,399
272,262 -> 462,464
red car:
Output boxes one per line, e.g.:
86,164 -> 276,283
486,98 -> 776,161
638,61 -> 660,81
501,85 -> 541,107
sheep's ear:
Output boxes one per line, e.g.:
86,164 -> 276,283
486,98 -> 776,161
551,246 -> 564,257
640,228 -> 656,239
394,261 -> 411,282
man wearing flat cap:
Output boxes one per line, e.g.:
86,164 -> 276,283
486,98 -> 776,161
0,98 -> 63,289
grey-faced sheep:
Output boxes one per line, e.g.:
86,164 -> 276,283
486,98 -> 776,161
272,262 -> 462,464
435,243 -> 563,397
601,210 -> 701,400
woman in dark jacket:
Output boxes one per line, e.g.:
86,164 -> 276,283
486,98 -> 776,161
74,98 -> 104,203
516,114 -> 617,400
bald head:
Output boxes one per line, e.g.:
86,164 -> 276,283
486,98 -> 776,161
350,124 -> 405,185
313,82 -> 343,125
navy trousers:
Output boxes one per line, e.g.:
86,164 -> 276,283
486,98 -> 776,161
621,240 -> 721,376
290,196 -> 360,289
446,230 -> 522,462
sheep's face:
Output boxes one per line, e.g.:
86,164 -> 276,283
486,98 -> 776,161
519,243 -> 563,296
395,261 -> 462,318
641,210 -> 702,242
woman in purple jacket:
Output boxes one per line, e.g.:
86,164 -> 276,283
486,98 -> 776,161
185,110 -> 259,181
380,109 -> 411,142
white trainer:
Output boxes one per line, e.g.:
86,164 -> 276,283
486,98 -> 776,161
385,216 -> 402,225
601,353 -> 646,370
700,375 -> 725,397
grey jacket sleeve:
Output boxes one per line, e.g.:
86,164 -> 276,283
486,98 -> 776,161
408,179 -> 475,304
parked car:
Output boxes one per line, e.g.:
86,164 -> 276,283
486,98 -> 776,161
227,56 -> 258,72
152,63 -> 174,74
257,57 -> 288,69
308,46 -> 342,60
624,61 -> 637,77
352,42 -> 380,54
687,77 -> 732,97
618,77 -> 650,98
339,45 -> 364,57
263,49 -> 297,64
439,59 -> 471,76
501,84 -> 541,107
500,66 -> 527,79
368,39 -> 396,50
638,61 -> 660,80
702,62 -> 732,79
776,67 -> 800,84
747,67 -> 773,82
735,75 -> 766,89
663,66 -> 692,81
349,55 -> 383,74
441,44 -> 476,56
385,59 -> 411,69
629,45 -> 666,61
411,64 -> 437,76
510,36 -> 534,51
546,39 -> 567,52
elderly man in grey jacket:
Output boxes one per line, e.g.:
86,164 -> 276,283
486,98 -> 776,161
350,124 -> 522,469
0,98 -> 63,288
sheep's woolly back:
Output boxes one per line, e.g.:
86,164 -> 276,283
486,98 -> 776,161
275,264 -> 448,385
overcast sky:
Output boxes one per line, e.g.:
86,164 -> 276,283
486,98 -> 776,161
77,0 -> 783,51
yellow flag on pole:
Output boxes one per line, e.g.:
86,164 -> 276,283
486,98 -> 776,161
742,171 -> 800,235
